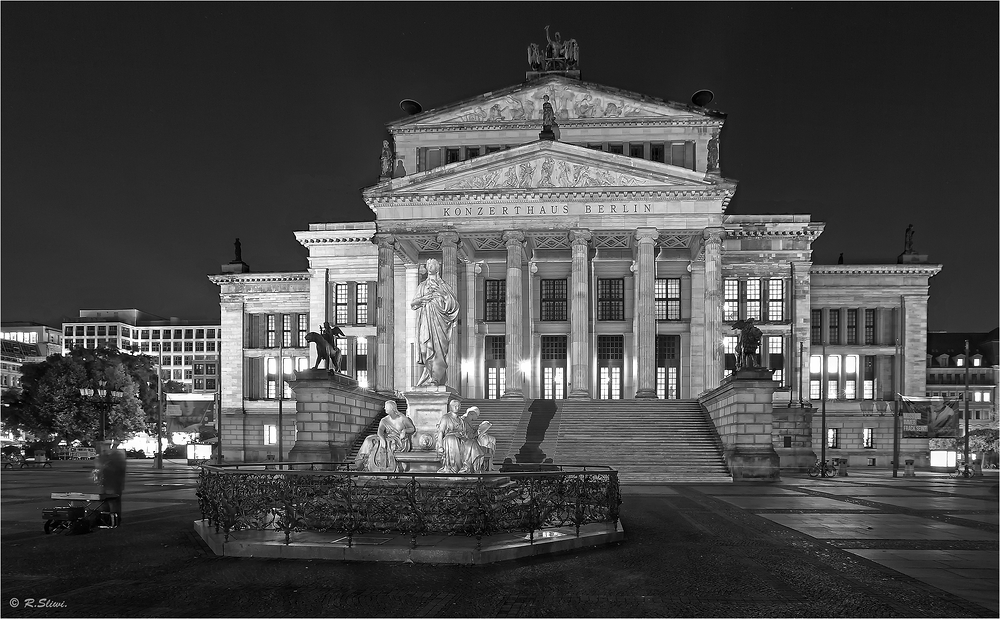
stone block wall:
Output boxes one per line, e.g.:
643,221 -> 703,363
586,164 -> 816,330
700,376 -> 780,480
810,413 -> 929,468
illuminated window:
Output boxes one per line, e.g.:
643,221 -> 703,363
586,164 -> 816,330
356,337 -> 368,356
863,428 -> 874,449
973,357 -> 981,367
956,358 -> 964,367
768,336 -> 784,385
264,425 -> 277,445
974,392 -> 982,402
827,428 -> 839,449
655,278 -> 681,320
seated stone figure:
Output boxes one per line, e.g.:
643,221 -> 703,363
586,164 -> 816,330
355,401 -> 415,473
460,421 -> 495,474
437,400 -> 467,474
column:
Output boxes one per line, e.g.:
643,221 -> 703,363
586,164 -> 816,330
568,229 -> 592,398
373,234 -> 395,393
634,227 -> 658,398
465,263 -> 479,398
703,228 -> 725,389
438,231 -> 460,389
503,230 -> 525,398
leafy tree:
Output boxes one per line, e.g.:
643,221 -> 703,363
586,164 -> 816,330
3,347 -> 161,445
966,428 -> 998,456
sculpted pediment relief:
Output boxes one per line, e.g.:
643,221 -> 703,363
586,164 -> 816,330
393,77 -> 710,127
440,156 -> 664,190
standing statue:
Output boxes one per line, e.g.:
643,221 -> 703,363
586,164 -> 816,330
233,238 -> 242,263
380,140 -> 393,178
707,133 -> 720,172
904,224 -> 915,254
541,95 -> 556,130
410,258 -> 460,387
306,321 -> 344,371
732,318 -> 763,371
544,25 -> 563,61
437,400 -> 467,474
354,400 -> 415,473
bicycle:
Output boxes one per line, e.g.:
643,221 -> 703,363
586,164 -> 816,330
808,459 -> 838,478
949,465 -> 979,479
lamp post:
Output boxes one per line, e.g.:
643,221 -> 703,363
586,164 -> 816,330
963,339 -> 970,476
79,379 -> 123,444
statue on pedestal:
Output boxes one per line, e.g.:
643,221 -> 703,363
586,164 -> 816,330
354,401 -> 415,473
410,258 -> 460,387
732,318 -> 763,371
904,224 -> 915,254
306,322 -> 344,371
380,140 -> 393,179
437,400 -> 467,474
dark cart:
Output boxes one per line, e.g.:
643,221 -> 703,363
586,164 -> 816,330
43,492 -> 120,534
3,452 -> 52,469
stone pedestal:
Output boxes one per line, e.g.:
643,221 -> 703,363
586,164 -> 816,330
897,253 -> 928,264
394,451 -> 442,473
286,369 -> 388,469
700,371 -> 781,481
403,386 -> 459,453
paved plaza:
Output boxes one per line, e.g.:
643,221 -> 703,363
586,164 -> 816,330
1,460 -> 997,617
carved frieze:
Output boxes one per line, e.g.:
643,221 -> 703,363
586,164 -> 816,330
444,156 -> 661,191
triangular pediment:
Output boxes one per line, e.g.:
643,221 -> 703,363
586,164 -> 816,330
365,141 -> 721,196
390,76 -> 721,128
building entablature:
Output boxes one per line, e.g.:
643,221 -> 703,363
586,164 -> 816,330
209,272 -> 311,299
810,264 -> 943,277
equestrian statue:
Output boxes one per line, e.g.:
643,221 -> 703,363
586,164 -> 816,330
306,321 -> 345,372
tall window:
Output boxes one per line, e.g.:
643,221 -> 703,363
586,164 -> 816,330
264,425 -> 277,445
485,280 -> 506,322
724,336 -> 738,378
356,284 -> 368,324
863,355 -> 876,400
282,315 -> 292,347
266,315 -> 276,348
847,309 -> 858,344
863,428 -> 874,449
745,279 -> 761,320
334,284 -> 349,325
864,309 -> 876,345
828,311 -> 840,344
811,310 -> 822,344
597,279 -> 624,320
809,355 -> 822,400
655,278 -> 681,320
845,355 -> 859,400
723,279 -> 739,321
298,315 -> 308,347
768,279 -> 784,321
827,355 -> 840,400
540,279 -> 568,321
768,336 -> 784,385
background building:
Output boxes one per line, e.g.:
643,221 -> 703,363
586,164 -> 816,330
0,321 -> 62,394
926,329 -> 999,430
61,309 -> 221,395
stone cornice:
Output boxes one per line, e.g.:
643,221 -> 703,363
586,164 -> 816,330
366,187 -> 735,208
392,117 -> 725,135
725,227 -> 824,240
294,229 -> 377,247
208,272 -> 310,286
810,264 -> 943,276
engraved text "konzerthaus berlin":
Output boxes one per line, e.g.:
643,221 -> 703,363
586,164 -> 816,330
441,204 -> 653,217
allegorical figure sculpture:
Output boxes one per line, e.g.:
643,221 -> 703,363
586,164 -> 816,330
306,321 -> 344,371
437,400 -> 467,474
732,318 -> 763,371
233,238 -> 242,263
904,224 -> 915,254
707,134 -> 720,172
410,258 -> 460,387
355,400 -> 415,473
380,140 -> 393,178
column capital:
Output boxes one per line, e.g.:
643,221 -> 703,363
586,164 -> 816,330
569,228 -> 592,246
437,230 -> 460,246
373,233 -> 396,249
703,227 -> 726,246
503,230 -> 525,247
635,227 -> 659,244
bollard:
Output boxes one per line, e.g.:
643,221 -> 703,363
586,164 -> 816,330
837,457 -> 849,477
904,458 -> 915,477
972,460 -> 982,477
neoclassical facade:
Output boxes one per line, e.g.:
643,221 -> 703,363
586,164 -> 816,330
211,72 -> 940,464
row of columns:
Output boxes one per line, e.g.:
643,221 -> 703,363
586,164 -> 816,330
371,227 -> 727,399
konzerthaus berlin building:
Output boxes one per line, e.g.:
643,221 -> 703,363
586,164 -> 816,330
211,60 -> 940,465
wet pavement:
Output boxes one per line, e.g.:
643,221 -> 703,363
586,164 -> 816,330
1,460 -> 997,617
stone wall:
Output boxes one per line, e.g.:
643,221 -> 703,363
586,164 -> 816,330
699,373 -> 780,480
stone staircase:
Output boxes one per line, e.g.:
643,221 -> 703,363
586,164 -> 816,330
347,397 -> 731,483
553,399 -> 731,483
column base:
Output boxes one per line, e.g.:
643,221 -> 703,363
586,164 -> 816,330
634,389 -> 658,399
568,389 -> 590,399
501,390 -> 524,399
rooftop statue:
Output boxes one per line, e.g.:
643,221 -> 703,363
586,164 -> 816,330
904,224 -> 915,254
411,258 -> 460,387
380,140 -> 393,178
526,27 -> 579,72
233,237 -> 242,263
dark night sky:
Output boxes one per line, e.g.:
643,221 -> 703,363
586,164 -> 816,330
3,3 -> 997,332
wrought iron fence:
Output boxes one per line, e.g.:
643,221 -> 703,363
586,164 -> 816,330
196,463 -> 621,550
